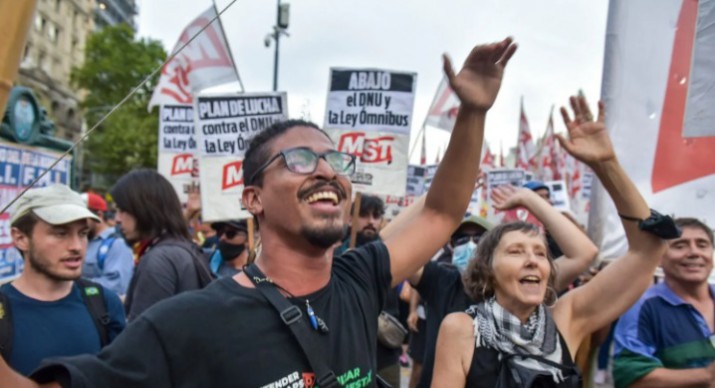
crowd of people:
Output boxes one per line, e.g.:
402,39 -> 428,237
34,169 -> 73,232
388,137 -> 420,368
0,37 -> 713,388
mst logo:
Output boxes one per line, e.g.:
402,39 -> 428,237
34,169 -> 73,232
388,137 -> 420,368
171,153 -> 193,175
222,161 -> 244,190
338,132 -> 393,164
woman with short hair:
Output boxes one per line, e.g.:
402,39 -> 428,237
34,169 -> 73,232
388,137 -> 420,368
432,96 -> 675,387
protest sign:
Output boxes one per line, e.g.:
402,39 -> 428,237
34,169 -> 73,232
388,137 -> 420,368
324,68 -> 416,196
484,168 -> 542,228
544,180 -> 570,212
196,92 -> 288,222
382,165 -> 427,220
157,104 -> 196,203
0,141 -> 72,283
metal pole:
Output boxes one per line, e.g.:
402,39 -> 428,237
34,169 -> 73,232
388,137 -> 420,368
272,0 -> 281,91
0,0 -> 38,119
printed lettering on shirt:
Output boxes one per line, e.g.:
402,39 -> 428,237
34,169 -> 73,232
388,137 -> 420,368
260,371 -> 304,388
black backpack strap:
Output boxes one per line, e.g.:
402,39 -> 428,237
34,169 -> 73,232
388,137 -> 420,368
0,290 -> 13,361
244,264 -> 339,388
75,278 -> 110,347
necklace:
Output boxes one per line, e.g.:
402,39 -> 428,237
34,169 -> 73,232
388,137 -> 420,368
249,272 -> 330,334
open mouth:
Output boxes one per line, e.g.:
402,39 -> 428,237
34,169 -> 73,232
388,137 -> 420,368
305,190 -> 340,206
519,275 -> 541,285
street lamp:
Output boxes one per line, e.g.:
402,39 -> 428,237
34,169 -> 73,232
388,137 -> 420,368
264,0 -> 290,91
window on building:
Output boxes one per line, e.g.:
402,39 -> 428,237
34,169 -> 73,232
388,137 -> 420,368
34,15 -> 44,32
47,25 -> 59,42
38,51 -> 46,70
55,0 -> 61,11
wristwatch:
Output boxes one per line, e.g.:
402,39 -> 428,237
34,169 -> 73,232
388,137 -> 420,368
619,209 -> 681,239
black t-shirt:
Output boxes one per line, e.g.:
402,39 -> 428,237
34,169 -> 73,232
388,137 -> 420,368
32,242 -> 392,388
415,261 -> 475,388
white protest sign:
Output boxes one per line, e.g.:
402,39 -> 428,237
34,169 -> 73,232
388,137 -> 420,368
382,165 -> 428,220
544,180 -> 570,213
485,168 -> 543,228
196,92 -> 288,222
324,68 -> 416,196
157,104 -> 196,203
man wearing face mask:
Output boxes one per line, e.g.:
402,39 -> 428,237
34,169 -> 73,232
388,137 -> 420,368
435,215 -> 492,270
208,220 -> 250,278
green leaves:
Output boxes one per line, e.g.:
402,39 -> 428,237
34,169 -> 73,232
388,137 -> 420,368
72,24 -> 166,181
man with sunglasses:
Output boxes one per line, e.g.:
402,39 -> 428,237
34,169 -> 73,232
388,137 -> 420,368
4,38 -> 519,388
207,220 -> 250,278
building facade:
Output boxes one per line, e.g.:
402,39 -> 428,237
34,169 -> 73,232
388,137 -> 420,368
95,0 -> 138,31
15,0 -> 137,143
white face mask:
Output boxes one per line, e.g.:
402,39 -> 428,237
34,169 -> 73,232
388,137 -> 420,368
452,241 -> 477,272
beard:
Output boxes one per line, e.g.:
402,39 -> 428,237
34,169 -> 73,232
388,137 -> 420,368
301,221 -> 347,249
27,245 -> 79,282
355,230 -> 380,247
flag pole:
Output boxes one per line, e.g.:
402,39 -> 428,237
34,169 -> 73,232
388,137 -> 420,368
212,0 -> 245,92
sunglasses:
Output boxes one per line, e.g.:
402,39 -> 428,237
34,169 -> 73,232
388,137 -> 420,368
222,229 -> 246,239
248,147 -> 356,185
452,234 -> 484,246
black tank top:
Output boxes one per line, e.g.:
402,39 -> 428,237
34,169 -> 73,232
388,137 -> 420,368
464,317 -> 582,387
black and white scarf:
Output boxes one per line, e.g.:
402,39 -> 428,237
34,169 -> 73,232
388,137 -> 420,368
469,297 -> 564,383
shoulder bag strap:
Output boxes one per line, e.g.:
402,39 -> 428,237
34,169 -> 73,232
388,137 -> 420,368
0,290 -> 13,361
243,264 -> 339,388
75,278 -> 110,346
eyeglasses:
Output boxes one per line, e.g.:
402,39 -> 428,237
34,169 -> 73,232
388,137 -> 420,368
222,229 -> 246,240
248,147 -> 356,185
452,234 -> 484,246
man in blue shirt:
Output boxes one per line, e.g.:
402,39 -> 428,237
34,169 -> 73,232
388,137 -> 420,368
2,185 -> 125,376
613,217 -> 715,387
82,192 -> 134,296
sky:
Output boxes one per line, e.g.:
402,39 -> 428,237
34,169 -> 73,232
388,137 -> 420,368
137,0 -> 609,164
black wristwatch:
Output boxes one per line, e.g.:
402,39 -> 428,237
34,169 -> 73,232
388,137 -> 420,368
619,209 -> 681,239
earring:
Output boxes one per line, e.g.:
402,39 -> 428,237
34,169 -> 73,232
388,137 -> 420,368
544,287 -> 558,308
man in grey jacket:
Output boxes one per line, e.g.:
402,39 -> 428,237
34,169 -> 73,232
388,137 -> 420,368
111,169 -> 213,321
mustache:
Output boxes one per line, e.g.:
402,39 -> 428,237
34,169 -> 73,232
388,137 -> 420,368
297,180 -> 346,200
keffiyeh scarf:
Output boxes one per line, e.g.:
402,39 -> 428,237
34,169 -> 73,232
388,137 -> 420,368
469,297 -> 565,383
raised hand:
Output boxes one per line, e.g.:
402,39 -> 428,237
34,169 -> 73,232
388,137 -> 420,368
443,37 -> 517,111
556,96 -> 616,165
490,185 -> 539,211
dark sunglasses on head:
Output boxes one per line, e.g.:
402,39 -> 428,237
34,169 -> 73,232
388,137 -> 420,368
248,147 -> 356,185
222,229 -> 246,239
452,234 -> 484,246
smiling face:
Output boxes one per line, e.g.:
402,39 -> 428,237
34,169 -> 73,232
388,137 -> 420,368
662,226 -> 714,286
491,230 -> 552,314
249,126 -> 352,249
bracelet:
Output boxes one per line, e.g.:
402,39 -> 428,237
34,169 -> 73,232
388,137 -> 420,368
618,213 -> 643,222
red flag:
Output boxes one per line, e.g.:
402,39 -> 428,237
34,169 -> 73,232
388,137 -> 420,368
481,142 -> 496,168
148,6 -> 238,110
537,108 -> 562,180
515,98 -> 537,171
424,77 -> 461,132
